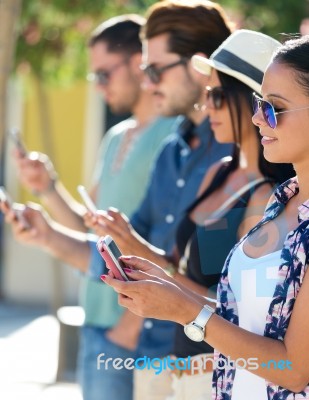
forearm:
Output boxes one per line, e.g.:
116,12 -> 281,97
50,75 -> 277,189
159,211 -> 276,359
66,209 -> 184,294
179,296 -> 303,392
43,222 -> 91,272
40,181 -> 87,231
127,231 -> 169,266
173,271 -> 214,297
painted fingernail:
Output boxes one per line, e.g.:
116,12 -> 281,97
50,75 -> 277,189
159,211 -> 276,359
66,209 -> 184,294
100,274 -> 107,281
123,268 -> 133,273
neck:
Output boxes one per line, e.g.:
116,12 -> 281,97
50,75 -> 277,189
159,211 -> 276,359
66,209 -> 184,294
238,127 -> 262,178
132,91 -> 158,127
187,108 -> 208,126
186,90 -> 208,125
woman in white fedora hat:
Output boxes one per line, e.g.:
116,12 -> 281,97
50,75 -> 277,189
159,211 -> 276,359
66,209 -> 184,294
91,27 -> 294,399
102,31 -> 309,399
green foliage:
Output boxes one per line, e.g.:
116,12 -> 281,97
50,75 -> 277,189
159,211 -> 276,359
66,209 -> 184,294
15,0 -> 147,85
15,0 -> 309,86
220,0 -> 309,38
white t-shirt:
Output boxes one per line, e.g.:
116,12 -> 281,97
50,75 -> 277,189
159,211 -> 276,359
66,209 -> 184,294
228,240 -> 281,400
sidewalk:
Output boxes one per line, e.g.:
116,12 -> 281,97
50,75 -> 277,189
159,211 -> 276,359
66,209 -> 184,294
0,301 -> 82,400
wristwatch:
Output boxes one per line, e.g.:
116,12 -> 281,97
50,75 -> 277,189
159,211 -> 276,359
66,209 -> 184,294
184,304 -> 214,342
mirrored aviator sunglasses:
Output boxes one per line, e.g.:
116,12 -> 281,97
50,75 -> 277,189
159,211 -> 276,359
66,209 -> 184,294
205,86 -> 225,110
252,93 -> 278,129
252,92 -> 309,129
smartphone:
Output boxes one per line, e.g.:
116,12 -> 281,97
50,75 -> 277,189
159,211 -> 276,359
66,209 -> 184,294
77,185 -> 97,214
96,235 -> 130,281
0,186 -> 13,208
9,128 -> 28,156
0,186 -> 30,228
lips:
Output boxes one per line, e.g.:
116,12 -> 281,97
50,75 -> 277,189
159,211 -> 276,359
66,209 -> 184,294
261,135 -> 278,145
210,121 -> 221,128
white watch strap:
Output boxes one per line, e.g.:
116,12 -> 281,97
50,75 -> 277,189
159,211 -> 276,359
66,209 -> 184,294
194,304 -> 214,328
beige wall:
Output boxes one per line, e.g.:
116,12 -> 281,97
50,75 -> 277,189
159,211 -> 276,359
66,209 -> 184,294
2,76 -> 103,307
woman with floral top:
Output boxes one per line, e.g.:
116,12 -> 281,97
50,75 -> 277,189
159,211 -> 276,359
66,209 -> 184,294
103,34 -> 309,399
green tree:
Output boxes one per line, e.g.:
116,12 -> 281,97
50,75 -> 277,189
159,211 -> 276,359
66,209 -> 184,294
15,0 -> 149,84
221,0 -> 309,38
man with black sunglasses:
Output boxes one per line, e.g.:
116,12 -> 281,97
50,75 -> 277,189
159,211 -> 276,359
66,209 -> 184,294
85,1 -> 234,398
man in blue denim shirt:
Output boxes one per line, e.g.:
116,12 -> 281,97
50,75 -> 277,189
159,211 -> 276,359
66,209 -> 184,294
130,117 -> 231,361
87,2 -> 233,399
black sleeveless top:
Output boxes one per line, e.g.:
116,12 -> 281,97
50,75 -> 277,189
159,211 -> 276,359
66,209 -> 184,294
173,166 -> 272,358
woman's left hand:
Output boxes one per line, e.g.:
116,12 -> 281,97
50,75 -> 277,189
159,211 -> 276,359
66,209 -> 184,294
102,256 -> 202,325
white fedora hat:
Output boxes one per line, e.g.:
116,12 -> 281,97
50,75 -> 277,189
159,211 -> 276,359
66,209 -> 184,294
192,29 -> 281,94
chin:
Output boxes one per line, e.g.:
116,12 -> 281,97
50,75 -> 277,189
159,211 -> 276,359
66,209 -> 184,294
110,105 -> 130,115
213,132 -> 232,144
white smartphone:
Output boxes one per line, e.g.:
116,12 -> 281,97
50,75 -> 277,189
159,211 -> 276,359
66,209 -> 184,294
96,235 -> 130,281
9,128 -> 28,156
0,186 -> 13,208
77,185 -> 97,213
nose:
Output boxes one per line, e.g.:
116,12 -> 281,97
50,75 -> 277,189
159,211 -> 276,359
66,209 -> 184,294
252,107 -> 266,127
141,74 -> 158,91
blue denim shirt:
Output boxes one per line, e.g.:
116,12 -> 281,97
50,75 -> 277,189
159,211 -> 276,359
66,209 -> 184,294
131,116 -> 233,358
130,117 -> 233,253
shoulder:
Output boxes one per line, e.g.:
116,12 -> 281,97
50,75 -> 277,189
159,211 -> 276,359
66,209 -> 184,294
238,180 -> 275,237
196,156 -> 232,196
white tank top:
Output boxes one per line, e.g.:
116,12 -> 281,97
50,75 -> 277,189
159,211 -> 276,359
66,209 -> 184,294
228,240 -> 282,400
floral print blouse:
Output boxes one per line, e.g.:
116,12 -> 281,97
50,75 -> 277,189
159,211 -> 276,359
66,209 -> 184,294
213,177 -> 309,400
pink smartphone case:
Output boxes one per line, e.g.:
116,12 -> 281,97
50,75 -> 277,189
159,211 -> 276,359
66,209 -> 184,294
96,237 -> 129,281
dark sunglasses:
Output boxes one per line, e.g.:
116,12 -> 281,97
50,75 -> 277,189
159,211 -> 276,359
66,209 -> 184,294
205,86 -> 226,110
140,58 -> 187,84
252,92 -> 309,129
87,60 -> 128,86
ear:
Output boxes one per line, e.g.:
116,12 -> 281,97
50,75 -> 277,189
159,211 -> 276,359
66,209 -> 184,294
128,52 -> 143,74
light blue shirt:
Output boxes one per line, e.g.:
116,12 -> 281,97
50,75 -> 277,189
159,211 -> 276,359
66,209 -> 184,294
81,116 -> 176,326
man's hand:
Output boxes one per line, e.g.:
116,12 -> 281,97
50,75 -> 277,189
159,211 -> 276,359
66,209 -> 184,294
1,200 -> 53,248
14,149 -> 58,195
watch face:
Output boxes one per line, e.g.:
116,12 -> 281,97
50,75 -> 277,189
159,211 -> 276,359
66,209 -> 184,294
184,324 -> 204,342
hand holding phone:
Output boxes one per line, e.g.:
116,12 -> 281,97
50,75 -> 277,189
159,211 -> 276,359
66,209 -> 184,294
9,128 -> 28,157
0,186 -> 30,228
96,235 -> 130,281
77,185 -> 97,214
